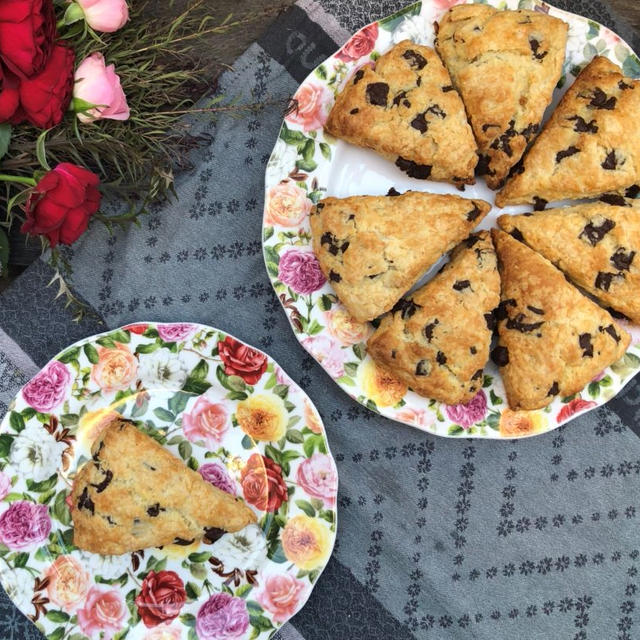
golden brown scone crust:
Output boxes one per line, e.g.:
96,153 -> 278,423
310,191 -> 490,322
367,231 -> 500,404
324,40 -> 478,185
498,200 -> 640,323
71,419 -> 256,555
491,229 -> 629,411
497,57 -> 640,207
436,5 -> 567,190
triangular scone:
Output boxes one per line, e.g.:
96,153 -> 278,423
310,192 -> 491,322
71,419 -> 256,555
324,40 -> 478,186
436,5 -> 567,190
497,57 -> 640,207
367,232 -> 500,404
491,230 -> 630,410
498,201 -> 640,323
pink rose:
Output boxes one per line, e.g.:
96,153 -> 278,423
296,452 -> 338,506
444,390 -> 487,429
196,593 -> 249,640
144,626 -> 182,640
325,308 -> 372,345
182,396 -> 229,447
77,586 -> 127,639
335,23 -> 378,61
74,52 -> 129,123
278,249 -> 326,295
0,500 -> 51,550
22,360 -> 70,412
265,180 -> 312,227
91,342 -> 137,392
304,399 -> 323,434
275,366 -> 295,389
0,471 -> 11,501
75,0 -> 129,33
156,323 -> 197,343
395,407 -> 433,430
45,555 -> 90,612
286,82 -> 332,132
434,0 -> 464,8
198,463 -> 236,495
255,573 -> 308,623
301,336 -> 345,378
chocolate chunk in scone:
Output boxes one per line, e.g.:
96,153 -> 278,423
497,57 -> 640,207
498,200 -> 640,323
324,40 -> 478,186
436,5 -> 567,190
491,229 -> 629,411
71,418 -> 256,555
367,231 -> 500,405
310,192 -> 491,322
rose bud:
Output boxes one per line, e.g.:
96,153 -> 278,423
21,163 -> 101,247
73,52 -> 129,123
0,0 -> 56,78
0,65 -> 19,122
74,0 -> 129,33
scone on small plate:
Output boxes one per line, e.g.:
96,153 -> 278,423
309,191 -> 490,322
436,4 -> 567,190
491,229 -> 630,411
497,57 -> 640,207
71,418 -> 256,555
324,40 -> 478,186
498,200 -> 640,323
367,231 -> 500,405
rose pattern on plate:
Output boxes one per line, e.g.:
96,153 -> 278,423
0,322 -> 336,639
263,0 -> 640,439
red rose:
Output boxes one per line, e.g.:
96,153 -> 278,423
21,162 -> 101,247
556,397 -> 597,424
0,65 -> 19,122
16,44 -> 74,129
218,336 -> 267,385
123,323 -> 148,335
335,23 -> 378,62
0,0 -> 56,78
241,453 -> 288,512
135,570 -> 186,628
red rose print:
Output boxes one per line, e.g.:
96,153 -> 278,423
556,398 -> 597,423
135,570 -> 186,628
335,23 -> 378,62
217,336 -> 267,385
241,453 -> 288,512
123,323 -> 148,335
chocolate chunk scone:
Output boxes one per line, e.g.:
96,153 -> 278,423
310,191 -> 491,322
491,230 -> 629,411
436,5 -> 567,189
71,418 -> 256,555
324,40 -> 478,185
497,57 -> 640,207
498,200 -> 640,323
367,231 -> 500,404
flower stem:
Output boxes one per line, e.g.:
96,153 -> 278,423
0,175 -> 36,187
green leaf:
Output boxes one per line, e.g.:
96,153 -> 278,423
263,226 -> 274,242
58,347 -> 80,363
48,628 -> 65,640
110,329 -> 131,344
0,123 -> 11,162
153,408 -> 175,423
236,583 -> 253,598
60,413 -> 79,427
587,19 -> 600,39
178,440 -> 192,460
295,499 -> 316,517
279,122 -> 306,145
264,245 -> 280,267
272,384 -> 289,399
131,395 -> 149,418
286,429 -> 304,444
241,434 -> 255,449
307,319 -> 323,335
168,391 -> 191,415
353,342 -> 366,360
135,342 -> 160,355
27,474 -> 58,493
21,407 -> 36,420
190,359 -> 208,381
187,456 -> 199,471
266,261 -> 279,279
46,610 -> 70,623
336,375 -> 356,387
13,552 -> 28,568
583,42 -> 598,60
81,344 -> 97,366
489,389 -> 503,406
344,362 -> 359,378
180,613 -> 197,628
296,157 -> 318,172
144,328 -> 160,339
448,425 -> 464,436
319,142 -> 331,160
9,412 -> 25,433
182,377 -> 211,395
303,435 -> 318,458
267,540 -> 287,563
188,629 -> 198,640
249,613 -> 275,632
315,64 -> 327,80
113,629 -> 130,640
185,581 -> 201,599
486,411 -> 500,431
188,551 -> 211,563
96,336 -> 116,349
189,562 -> 207,580
318,294 -> 333,311
319,509 -> 335,523
246,600 -> 264,615
588,381 -> 600,398
227,375 -> 247,392
623,53 -> 640,79
35,129 -> 50,171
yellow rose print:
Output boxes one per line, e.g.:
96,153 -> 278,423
499,408 -> 547,437
359,359 -> 407,408
281,514 -> 332,570
236,393 -> 287,442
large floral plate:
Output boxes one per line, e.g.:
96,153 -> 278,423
262,0 -> 640,439
0,323 -> 337,640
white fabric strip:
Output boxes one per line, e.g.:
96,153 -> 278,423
297,0 -> 352,45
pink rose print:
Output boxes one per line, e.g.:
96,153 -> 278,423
255,573 -> 308,623
157,323 -> 197,342
395,407 -> 433,430
265,180 -> 312,227
0,501 -> 51,550
22,360 -> 70,412
336,23 -> 378,61
286,82 -> 332,132
444,390 -> 487,429
77,586 -> 127,639
301,335 -> 345,378
278,249 -> 326,295
296,452 -> 338,506
196,593 -> 249,640
198,463 -> 236,495
182,396 -> 229,448
0,472 -> 11,501
45,555 -> 90,612
434,0 -> 464,8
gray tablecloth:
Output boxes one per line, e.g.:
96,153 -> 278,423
1,1 -> 640,638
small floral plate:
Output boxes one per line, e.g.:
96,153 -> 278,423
262,0 -> 640,439
0,323 -> 337,640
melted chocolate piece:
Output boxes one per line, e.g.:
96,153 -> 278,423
92,440 -> 104,462
470,346 -> 477,355
411,112 -> 428,133
567,115 -> 598,133
321,232 -> 341,256
78,487 -> 95,515
529,37 -> 548,60
390,350 -> 396,359
509,228 -> 525,242
392,90 -> 410,108
415,360 -> 430,376
453,280 -> 471,291
466,204 -> 482,222
579,218 -> 615,246
472,369 -> 483,381
495,298 -> 517,321
520,122 -> 540,139
387,187 -> 401,196
173,537 -> 196,545
436,351 -> 447,365
316,203 -> 325,212
619,80 -> 633,90
602,324 -> 621,342
426,104 -> 446,119
527,305 -> 545,315
395,157 -> 432,179
555,146 -> 580,163
475,154 -> 495,177
90,469 -> 113,494
329,270 -> 341,282
366,82 -> 389,107
353,69 -> 364,84
423,319 -> 439,342
533,197 -> 547,211
402,49 -> 427,70
547,381 -> 559,396
465,234 -> 480,248
203,527 -> 225,544
600,194 -> 629,207
601,151 -> 618,170
349,108 -> 359,115
625,185 -> 640,199
586,87 -> 616,110
146,503 -> 166,517
341,241 -> 350,252
611,248 -> 635,271
393,298 -> 422,319
442,85 -> 455,92
491,345 -> 509,367
490,119 -> 517,157
416,76 -> 422,87
143,462 -> 156,471
579,333 -> 593,358
484,311 -> 496,331
506,313 -> 544,333
595,271 -> 620,291
105,515 -> 116,525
